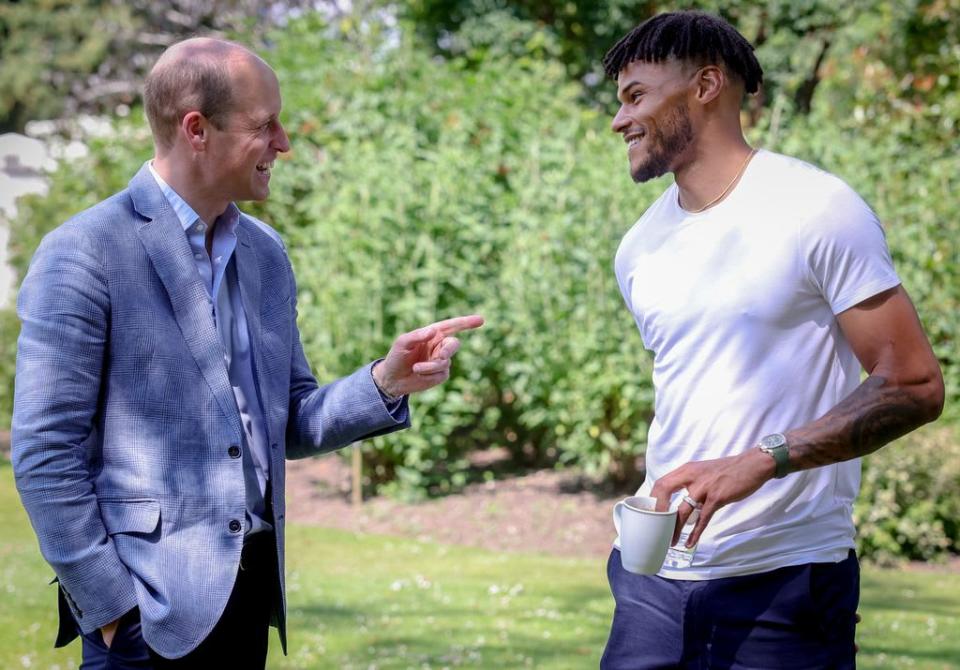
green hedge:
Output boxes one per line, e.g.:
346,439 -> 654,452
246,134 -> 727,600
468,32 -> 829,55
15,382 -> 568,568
856,426 -> 960,564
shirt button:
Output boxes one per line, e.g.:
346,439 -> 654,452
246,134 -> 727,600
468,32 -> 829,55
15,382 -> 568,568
196,222 -> 206,233
228,445 -> 241,459
194,253 -> 204,261
229,519 -> 242,533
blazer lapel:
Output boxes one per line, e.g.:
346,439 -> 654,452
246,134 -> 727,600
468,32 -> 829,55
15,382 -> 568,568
128,165 -> 242,433
233,223 -> 271,428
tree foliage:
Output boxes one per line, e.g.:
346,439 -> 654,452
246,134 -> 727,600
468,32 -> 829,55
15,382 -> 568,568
0,0 -> 314,132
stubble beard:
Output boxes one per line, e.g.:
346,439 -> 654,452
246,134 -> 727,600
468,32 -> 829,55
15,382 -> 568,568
630,103 -> 694,184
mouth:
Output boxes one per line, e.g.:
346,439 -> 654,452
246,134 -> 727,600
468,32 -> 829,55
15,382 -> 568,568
256,160 -> 274,177
624,129 -> 646,150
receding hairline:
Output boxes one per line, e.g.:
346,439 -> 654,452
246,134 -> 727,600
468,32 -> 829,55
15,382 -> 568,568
149,37 -> 268,78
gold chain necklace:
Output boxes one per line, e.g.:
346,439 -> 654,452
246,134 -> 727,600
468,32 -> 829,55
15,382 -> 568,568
683,148 -> 757,214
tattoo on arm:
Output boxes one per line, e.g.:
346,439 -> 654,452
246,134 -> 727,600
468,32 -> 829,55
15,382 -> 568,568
788,376 -> 932,470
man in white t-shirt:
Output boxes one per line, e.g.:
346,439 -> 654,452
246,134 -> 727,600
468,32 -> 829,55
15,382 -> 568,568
600,11 -> 944,670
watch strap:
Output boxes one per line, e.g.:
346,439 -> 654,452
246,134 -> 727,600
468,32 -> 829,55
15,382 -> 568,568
758,434 -> 790,479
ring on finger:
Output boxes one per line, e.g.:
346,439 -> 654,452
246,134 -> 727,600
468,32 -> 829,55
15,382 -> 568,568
682,494 -> 703,510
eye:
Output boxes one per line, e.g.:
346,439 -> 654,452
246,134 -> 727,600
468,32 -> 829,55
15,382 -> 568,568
631,91 -> 644,103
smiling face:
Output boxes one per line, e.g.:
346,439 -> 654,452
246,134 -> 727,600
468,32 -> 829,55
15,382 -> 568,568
204,55 -> 290,203
611,59 -> 697,183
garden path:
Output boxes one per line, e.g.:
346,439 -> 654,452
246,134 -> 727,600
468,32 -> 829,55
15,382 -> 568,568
286,451 -> 629,559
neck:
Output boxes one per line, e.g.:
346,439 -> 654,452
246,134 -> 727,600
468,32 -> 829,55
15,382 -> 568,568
674,137 -> 754,213
152,154 -> 228,225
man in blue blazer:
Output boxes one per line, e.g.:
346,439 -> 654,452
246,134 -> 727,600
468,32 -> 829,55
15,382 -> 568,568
12,37 -> 483,668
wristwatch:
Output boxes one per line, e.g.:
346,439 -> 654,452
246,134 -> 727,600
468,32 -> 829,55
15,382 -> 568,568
758,433 -> 790,479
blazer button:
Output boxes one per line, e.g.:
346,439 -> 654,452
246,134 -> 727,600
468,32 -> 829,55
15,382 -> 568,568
228,445 -> 241,459
229,519 -> 242,533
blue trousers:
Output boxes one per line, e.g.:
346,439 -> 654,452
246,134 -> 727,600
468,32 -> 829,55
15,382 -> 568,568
75,532 -> 276,669
601,548 -> 859,670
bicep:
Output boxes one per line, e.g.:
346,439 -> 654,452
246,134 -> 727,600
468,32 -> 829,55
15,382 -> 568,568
837,285 -> 941,389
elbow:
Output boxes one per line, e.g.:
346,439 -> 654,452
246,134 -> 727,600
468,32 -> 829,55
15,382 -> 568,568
926,380 -> 945,424
916,366 -> 945,425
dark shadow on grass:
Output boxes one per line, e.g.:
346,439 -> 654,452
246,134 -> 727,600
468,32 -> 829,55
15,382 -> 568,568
288,587 -> 613,668
312,631 -> 603,667
860,573 -> 960,618
287,604 -> 362,620
859,643 -> 960,666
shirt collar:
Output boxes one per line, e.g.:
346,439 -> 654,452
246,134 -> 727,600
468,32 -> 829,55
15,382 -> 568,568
146,161 -> 240,235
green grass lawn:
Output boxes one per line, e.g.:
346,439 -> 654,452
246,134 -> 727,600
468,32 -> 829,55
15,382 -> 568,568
2,460 -> 958,669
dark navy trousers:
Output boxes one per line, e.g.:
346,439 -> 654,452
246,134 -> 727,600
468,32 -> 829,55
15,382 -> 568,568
75,532 -> 277,669
601,548 -> 859,670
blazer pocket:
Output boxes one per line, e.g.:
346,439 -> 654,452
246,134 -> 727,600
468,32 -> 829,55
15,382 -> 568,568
99,499 -> 161,535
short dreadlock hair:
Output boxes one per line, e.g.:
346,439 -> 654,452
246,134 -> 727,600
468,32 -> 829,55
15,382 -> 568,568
602,11 -> 763,94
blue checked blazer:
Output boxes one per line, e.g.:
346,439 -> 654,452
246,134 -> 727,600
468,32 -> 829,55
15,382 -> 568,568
12,164 -> 409,658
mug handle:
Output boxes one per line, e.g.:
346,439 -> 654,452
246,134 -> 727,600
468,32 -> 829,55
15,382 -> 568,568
613,500 -> 624,535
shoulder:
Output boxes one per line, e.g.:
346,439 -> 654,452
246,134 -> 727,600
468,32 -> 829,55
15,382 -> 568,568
36,189 -> 137,260
754,151 -> 867,212
752,151 -> 880,240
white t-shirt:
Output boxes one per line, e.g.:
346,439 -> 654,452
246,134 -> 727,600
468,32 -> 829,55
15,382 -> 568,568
614,150 -> 901,580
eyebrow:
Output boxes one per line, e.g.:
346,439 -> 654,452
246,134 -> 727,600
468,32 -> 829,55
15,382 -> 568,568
618,81 -> 645,100
249,112 -> 278,127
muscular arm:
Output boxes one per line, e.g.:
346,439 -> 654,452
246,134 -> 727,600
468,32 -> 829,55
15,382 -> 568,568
784,285 -> 944,470
654,285 -> 944,545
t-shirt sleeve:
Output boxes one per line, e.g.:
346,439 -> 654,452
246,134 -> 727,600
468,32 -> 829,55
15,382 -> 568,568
801,180 -> 901,315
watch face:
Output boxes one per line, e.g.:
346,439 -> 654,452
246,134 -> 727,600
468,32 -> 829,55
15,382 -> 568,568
760,433 -> 787,449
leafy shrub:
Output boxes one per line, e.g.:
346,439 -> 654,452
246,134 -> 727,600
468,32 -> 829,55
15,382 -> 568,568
260,13 -> 657,496
0,308 -> 18,423
855,426 -> 960,564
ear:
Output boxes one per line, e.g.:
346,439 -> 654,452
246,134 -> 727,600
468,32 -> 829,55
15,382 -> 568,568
181,111 -> 208,152
693,65 -> 725,105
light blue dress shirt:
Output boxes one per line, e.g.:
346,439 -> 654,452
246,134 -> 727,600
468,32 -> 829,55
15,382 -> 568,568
148,163 -> 272,536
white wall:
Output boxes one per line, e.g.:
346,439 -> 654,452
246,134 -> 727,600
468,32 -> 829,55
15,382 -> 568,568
0,133 -> 54,308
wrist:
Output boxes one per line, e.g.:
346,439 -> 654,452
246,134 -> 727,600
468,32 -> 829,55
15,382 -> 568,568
757,432 -> 791,479
744,445 -> 777,481
371,361 -> 402,400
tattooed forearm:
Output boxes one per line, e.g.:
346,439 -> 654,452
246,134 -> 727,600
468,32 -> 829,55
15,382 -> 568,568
786,375 -> 938,471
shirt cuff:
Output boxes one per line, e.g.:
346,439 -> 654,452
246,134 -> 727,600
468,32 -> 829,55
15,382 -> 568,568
369,360 -> 406,420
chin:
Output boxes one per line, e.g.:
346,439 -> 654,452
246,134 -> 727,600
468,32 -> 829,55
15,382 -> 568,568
247,185 -> 270,202
629,157 -> 671,184
630,167 -> 662,184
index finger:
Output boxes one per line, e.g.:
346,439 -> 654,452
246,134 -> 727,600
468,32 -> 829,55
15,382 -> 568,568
430,314 -> 485,336
650,476 -> 686,513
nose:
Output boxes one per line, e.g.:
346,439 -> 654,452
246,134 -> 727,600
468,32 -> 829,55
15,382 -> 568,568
611,104 -> 631,134
273,121 -> 291,153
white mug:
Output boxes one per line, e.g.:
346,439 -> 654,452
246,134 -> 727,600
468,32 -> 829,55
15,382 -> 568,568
612,495 -> 677,574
